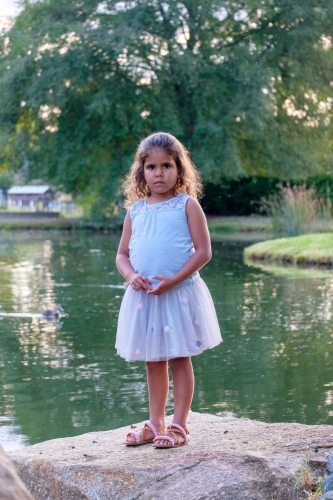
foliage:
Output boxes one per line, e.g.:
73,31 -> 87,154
202,175 -> 333,216
0,170 -> 14,195
261,184 -> 333,236
0,0 -> 333,217
202,176 -> 281,215
306,175 -> 333,200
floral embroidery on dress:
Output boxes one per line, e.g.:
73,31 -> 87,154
131,194 -> 188,216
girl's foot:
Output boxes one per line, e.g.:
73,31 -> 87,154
153,423 -> 189,448
125,420 -> 163,446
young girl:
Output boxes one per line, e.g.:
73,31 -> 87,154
115,132 -> 222,448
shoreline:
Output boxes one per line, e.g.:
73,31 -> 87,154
0,214 -> 272,234
0,219 -> 123,231
244,233 -> 333,268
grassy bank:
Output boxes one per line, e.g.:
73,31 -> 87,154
0,218 -> 123,231
207,216 -> 271,234
0,215 -> 272,233
244,233 -> 333,266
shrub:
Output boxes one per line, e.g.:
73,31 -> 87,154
261,184 -> 333,236
202,175 -> 333,217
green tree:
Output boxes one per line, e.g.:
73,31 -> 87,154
0,170 -> 13,204
0,0 -> 332,217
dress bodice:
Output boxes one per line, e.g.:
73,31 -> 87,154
129,194 -> 199,288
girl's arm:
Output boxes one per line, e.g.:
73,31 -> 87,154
116,212 -> 151,291
147,198 -> 211,295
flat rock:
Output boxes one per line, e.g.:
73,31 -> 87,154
8,412 -> 333,500
0,445 -> 34,500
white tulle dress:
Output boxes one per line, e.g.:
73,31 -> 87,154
115,194 -> 222,362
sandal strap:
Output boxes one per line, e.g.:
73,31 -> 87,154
143,420 -> 159,438
153,434 -> 175,446
126,420 -> 159,444
167,423 -> 190,443
126,430 -> 141,444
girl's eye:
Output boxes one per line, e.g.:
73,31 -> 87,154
163,164 -> 170,168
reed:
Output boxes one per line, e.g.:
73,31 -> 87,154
299,460 -> 323,499
261,184 -> 333,236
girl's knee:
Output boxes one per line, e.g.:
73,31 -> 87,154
169,357 -> 191,370
146,360 -> 168,372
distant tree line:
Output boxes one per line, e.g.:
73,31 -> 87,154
202,175 -> 333,215
0,0 -> 332,217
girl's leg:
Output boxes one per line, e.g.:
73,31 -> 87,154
125,360 -> 168,443
146,360 -> 169,429
154,356 -> 194,446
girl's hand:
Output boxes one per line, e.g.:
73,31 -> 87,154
128,273 -> 151,292
146,275 -> 175,295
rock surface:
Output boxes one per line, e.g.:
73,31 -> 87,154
323,474 -> 333,493
0,445 -> 34,500
328,452 -> 333,474
8,412 -> 333,500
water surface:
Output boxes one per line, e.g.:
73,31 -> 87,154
0,231 -> 333,450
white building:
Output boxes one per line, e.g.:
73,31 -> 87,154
7,186 -> 54,208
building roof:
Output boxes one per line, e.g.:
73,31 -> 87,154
8,185 -> 52,195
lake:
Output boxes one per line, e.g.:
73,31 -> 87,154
0,231 -> 333,451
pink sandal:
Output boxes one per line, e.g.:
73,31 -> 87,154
153,423 -> 189,448
124,420 -> 160,446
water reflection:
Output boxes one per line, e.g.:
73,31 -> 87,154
244,259 -> 333,279
0,233 -> 333,451
0,417 -> 28,451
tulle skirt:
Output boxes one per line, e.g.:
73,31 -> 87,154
115,277 -> 222,362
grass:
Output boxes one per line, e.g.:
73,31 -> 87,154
261,184 -> 333,237
0,217 -> 124,231
244,233 -> 333,267
0,219 -> 75,230
207,216 -> 271,234
0,213 -> 272,234
298,460 -> 323,500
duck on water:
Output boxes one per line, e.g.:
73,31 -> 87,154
39,304 -> 64,319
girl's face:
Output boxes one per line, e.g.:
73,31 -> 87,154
143,148 -> 178,201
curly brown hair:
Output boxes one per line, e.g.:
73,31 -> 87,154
123,132 -> 203,209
